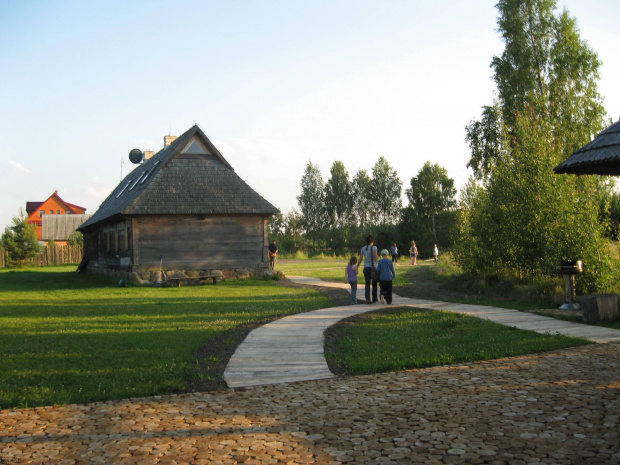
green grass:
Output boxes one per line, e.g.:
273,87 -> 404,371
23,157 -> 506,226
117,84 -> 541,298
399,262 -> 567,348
0,266 -> 332,409
277,257 -> 411,285
325,306 -> 591,375
1,259 -> 609,409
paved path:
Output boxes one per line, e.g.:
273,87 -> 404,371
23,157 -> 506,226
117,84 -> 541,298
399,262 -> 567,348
224,276 -> 620,388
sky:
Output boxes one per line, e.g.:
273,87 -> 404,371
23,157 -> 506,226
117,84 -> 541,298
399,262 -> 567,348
2,0 -> 619,231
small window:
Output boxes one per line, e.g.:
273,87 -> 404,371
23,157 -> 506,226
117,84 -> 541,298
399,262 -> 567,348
57,210 -> 60,214
66,210 -> 71,214
49,210 -> 53,214
39,210 -> 44,217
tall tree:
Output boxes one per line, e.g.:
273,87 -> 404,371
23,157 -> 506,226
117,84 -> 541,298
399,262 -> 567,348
324,161 -> 353,229
457,0 -> 615,290
268,212 -> 286,238
370,156 -> 402,225
351,169 -> 372,230
466,0 -> 605,181
296,161 -> 326,245
1,209 -> 41,265
284,209 -> 304,249
406,162 -> 457,242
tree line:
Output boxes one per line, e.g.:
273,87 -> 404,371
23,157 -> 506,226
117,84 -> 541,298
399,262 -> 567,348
270,156 -> 457,260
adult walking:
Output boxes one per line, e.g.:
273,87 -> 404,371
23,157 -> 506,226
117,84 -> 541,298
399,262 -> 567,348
433,244 -> 439,262
356,234 -> 378,304
409,240 -> 418,266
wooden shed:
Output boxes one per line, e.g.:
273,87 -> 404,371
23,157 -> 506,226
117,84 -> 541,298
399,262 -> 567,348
78,125 -> 279,283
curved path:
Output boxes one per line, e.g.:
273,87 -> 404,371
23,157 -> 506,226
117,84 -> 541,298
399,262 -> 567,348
224,276 -> 620,388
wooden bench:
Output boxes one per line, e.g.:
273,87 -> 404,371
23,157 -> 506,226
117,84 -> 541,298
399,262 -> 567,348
166,275 -> 219,287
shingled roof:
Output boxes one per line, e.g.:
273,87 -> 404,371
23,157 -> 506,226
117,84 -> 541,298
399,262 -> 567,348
79,125 -> 279,231
554,119 -> 620,175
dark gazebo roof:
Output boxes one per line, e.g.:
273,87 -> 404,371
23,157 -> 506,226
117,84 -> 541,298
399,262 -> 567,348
554,119 -> 620,175
79,125 -> 278,231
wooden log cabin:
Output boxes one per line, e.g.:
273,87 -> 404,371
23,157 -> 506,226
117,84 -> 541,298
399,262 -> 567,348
77,125 -> 279,284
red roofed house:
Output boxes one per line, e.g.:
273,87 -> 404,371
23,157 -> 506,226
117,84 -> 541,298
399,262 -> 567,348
26,191 -> 87,244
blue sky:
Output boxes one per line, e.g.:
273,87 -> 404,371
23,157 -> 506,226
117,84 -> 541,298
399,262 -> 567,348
2,0 -> 619,231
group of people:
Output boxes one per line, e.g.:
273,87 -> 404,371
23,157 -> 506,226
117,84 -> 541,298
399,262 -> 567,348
345,236 -> 440,305
390,240 -> 438,266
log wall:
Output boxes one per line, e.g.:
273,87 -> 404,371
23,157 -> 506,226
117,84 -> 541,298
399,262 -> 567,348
134,215 -> 268,271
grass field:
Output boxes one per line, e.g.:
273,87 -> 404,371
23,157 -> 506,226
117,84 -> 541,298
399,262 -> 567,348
0,259 -> 599,409
0,266 -> 331,409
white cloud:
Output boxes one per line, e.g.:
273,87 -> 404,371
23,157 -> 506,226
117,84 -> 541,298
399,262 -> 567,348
8,160 -> 31,174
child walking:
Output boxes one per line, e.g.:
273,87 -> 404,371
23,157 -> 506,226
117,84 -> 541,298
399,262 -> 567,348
377,249 -> 396,304
345,256 -> 358,305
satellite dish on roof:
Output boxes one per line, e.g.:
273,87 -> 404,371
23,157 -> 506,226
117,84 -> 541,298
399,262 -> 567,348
129,148 -> 143,164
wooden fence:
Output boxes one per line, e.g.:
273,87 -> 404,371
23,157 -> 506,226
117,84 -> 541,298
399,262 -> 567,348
0,245 -> 83,268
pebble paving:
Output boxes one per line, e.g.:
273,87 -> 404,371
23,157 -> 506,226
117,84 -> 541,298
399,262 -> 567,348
2,278 -> 620,464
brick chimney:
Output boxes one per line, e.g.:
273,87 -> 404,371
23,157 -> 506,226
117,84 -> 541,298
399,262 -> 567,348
164,135 -> 177,147
143,150 -> 155,160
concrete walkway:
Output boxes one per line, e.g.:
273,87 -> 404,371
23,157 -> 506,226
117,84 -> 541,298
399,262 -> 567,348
224,276 -> 620,388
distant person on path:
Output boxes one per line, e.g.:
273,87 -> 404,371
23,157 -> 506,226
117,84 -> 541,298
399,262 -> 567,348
344,256 -> 358,305
391,242 -> 399,266
377,249 -> 396,304
409,240 -> 418,266
356,234 -> 378,304
433,244 -> 439,262
268,240 -> 278,270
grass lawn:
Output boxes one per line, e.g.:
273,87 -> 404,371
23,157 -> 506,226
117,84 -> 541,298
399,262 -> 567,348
324,306 -> 591,375
278,257 -> 411,286
0,266 -> 332,409
0,259 -> 605,409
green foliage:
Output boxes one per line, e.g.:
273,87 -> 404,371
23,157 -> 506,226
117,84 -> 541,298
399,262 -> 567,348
1,208 -> 41,266
397,207 -> 434,258
297,161 -> 326,245
406,161 -> 457,243
67,230 -> 84,246
324,161 -> 353,229
455,0 -> 617,293
467,0 -> 606,181
456,110 -> 618,291
370,156 -> 403,225
294,157 -> 405,254
601,190 -> 620,240
465,103 -> 505,180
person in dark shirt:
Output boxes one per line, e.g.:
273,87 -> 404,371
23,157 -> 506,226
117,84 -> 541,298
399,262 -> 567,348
268,240 -> 278,270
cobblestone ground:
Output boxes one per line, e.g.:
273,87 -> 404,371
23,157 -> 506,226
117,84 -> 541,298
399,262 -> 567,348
1,342 -> 619,465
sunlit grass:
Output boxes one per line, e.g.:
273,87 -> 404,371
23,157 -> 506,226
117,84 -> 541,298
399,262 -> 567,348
278,258 -> 411,285
325,306 -> 591,374
0,266 -> 332,409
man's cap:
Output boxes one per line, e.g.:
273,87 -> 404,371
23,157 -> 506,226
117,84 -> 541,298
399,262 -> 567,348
381,249 -> 389,256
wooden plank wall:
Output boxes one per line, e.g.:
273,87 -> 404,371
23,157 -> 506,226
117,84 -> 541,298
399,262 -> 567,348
135,215 -> 266,271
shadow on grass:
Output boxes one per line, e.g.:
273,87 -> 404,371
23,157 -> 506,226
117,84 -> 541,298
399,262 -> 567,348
0,269 -> 117,291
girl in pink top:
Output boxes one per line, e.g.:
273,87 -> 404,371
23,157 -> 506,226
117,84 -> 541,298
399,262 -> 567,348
344,256 -> 358,305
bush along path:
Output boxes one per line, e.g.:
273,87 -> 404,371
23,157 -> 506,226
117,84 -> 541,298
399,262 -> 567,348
223,276 -> 620,388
